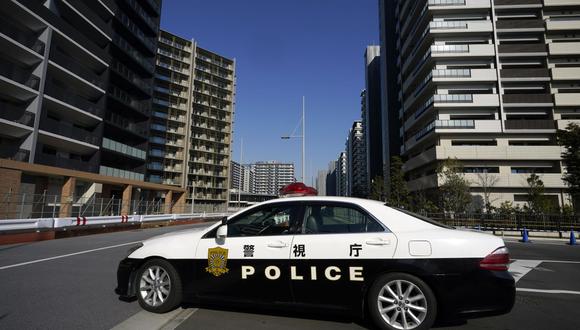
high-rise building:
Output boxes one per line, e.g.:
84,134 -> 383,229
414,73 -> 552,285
381,0 -> 579,209
150,30 -> 236,211
326,161 -> 337,196
0,0 -> 192,219
336,152 -> 348,196
252,161 -> 295,195
379,0 -> 402,187
315,169 -> 327,196
364,46 -> 384,190
347,120 -> 368,197
230,160 -> 254,193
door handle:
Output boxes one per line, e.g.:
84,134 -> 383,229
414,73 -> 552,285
365,239 -> 390,246
267,241 -> 288,248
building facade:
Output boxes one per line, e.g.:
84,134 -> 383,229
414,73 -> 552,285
381,0 -> 579,209
336,152 -> 348,196
347,120 -> 368,197
326,161 -> 337,196
364,46 -> 384,190
150,30 -> 236,211
230,160 -> 254,193
252,161 -> 295,195
0,0 -> 194,218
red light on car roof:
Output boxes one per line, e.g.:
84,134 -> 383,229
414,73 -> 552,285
279,182 -> 318,197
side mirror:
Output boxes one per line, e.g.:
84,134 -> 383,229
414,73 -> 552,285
217,224 -> 227,239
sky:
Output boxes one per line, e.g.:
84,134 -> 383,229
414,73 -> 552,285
161,0 -> 379,185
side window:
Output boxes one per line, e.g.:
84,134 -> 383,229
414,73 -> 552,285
302,204 -> 383,234
227,204 -> 296,237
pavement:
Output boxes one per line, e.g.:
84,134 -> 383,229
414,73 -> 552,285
0,225 -> 578,330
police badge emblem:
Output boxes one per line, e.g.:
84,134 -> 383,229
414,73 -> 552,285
205,247 -> 229,277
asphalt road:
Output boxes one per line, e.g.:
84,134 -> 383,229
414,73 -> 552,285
0,225 -> 578,330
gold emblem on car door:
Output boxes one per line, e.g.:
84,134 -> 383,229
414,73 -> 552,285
205,247 -> 229,277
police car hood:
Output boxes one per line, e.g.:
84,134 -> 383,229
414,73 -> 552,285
130,224 -> 215,259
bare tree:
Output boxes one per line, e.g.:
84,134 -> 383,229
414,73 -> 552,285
476,171 -> 500,214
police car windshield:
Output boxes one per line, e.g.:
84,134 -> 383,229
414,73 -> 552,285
392,207 -> 454,229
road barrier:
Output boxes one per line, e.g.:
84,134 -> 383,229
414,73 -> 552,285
0,212 -> 229,233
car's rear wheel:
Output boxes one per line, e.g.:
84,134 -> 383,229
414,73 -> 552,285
368,273 -> 436,330
136,259 -> 183,313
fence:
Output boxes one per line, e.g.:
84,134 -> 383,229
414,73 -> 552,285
0,193 -> 228,220
423,212 -> 580,232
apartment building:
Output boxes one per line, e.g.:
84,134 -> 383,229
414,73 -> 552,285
382,0 -> 579,209
252,161 -> 295,195
150,30 -> 236,211
363,46 -> 384,189
230,160 -> 254,193
336,152 -> 348,196
346,120 -> 368,197
0,1 -> 190,218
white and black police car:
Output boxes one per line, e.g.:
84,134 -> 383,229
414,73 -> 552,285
116,196 -> 515,330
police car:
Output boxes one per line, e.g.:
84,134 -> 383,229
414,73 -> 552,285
116,196 -> 515,330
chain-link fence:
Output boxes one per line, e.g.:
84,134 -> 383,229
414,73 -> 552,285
0,193 -> 230,219
423,212 -> 580,232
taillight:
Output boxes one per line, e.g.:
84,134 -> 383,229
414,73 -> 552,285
479,247 -> 510,271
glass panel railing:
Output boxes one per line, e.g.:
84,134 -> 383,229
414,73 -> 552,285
0,62 -> 40,90
99,165 -> 144,181
50,49 -> 106,89
40,117 -> 100,145
102,137 -> 146,159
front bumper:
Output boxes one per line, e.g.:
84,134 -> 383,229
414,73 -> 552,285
115,258 -> 141,299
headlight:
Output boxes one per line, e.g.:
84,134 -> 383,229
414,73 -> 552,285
126,243 -> 143,257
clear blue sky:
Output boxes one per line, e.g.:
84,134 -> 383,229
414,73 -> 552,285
161,0 -> 379,184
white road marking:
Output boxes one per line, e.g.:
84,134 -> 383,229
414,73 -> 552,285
0,241 -> 141,271
111,308 -> 198,330
509,260 -> 542,283
515,259 -> 580,265
517,288 -> 580,296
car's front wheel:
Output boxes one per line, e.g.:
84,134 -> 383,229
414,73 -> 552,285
136,259 -> 183,313
368,273 -> 436,330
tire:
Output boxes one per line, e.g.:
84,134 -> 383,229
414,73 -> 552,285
136,259 -> 183,313
367,273 -> 437,330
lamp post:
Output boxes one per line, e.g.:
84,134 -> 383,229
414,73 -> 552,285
281,96 -> 306,182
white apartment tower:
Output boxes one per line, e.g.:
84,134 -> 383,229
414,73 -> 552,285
150,30 -> 236,211
252,161 -> 295,195
382,0 -> 580,209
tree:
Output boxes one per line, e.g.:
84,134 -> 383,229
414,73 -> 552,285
497,201 -> 516,218
557,123 -> 580,213
476,171 -> 500,214
525,173 -> 547,214
437,158 -> 472,214
369,175 -> 386,201
387,156 -> 410,208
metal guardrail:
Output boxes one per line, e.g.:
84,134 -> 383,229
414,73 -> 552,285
0,212 -> 229,232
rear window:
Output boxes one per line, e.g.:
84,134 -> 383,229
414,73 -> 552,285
393,207 -> 455,229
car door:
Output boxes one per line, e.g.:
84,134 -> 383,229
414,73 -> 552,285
289,201 -> 397,311
194,202 -> 301,304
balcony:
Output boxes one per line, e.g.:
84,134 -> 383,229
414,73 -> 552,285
105,112 -> 148,137
552,67 -> 580,81
116,11 -> 156,54
110,59 -> 152,95
36,153 -> 98,173
0,61 -> 40,91
149,136 -> 166,145
147,163 -> 163,171
0,20 -> 45,55
500,68 -> 549,79
546,19 -> 580,31
494,0 -> 542,6
554,93 -> 580,107
99,165 -> 144,181
431,44 -> 495,58
39,117 -> 100,146
102,137 -> 146,160
0,102 -> 35,138
548,42 -> 580,56
430,20 -> 492,34
49,49 -> 106,90
122,0 -> 158,34
504,119 -> 555,130
149,149 -> 165,158
112,34 -> 154,73
157,48 -> 189,63
44,84 -> 104,118
496,19 -> 545,30
108,85 -> 151,116
498,44 -> 547,55
502,94 -> 553,105
464,173 -> 565,189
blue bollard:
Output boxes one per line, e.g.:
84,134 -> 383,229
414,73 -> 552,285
520,227 -> 531,243
569,229 -> 577,246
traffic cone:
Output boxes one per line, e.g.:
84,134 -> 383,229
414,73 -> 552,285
520,227 -> 531,243
569,229 -> 577,246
